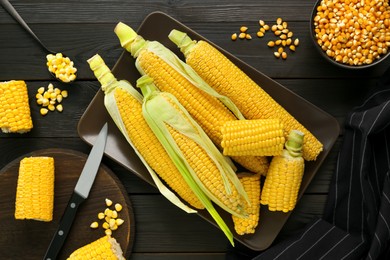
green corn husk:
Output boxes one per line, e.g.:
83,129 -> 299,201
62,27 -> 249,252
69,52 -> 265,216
137,75 -> 252,245
113,21 -> 245,121
87,54 -> 197,214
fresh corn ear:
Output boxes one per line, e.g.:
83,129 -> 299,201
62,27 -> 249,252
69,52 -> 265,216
168,30 -> 323,161
15,157 -> 54,222
138,75 -> 253,245
67,235 -> 125,260
0,80 -> 33,133
221,119 -> 285,157
113,22 -> 269,175
87,54 -> 203,213
260,130 -> 305,212
232,172 -> 261,235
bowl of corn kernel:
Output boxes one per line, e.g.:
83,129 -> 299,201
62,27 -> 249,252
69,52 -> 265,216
310,0 -> 390,69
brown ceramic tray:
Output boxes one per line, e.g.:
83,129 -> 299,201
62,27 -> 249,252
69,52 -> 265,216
0,149 -> 134,259
78,11 -> 340,251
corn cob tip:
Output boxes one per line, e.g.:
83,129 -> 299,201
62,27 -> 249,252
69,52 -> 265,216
87,54 -> 118,92
168,29 -> 196,57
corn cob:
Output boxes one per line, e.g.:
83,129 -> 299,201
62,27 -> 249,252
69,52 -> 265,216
221,119 -> 285,157
260,130 -> 305,212
14,157 -> 54,222
232,172 -> 261,235
67,235 -> 125,260
138,75 -> 252,245
88,54 -> 203,212
113,22 -> 269,175
0,80 -> 33,133
168,30 -> 323,161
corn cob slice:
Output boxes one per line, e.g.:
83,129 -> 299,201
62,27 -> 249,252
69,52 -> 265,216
88,54 -> 203,212
67,235 -> 125,260
168,30 -> 323,161
260,130 -> 305,212
232,172 -> 261,235
15,157 -> 54,222
0,80 -> 33,133
221,119 -> 285,157
114,22 -> 269,175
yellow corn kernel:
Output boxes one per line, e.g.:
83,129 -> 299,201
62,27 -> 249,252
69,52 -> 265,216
67,236 -> 125,260
260,130 -> 305,212
14,157 -> 54,221
56,104 -> 63,112
102,222 -> 110,229
116,218 -> 124,226
98,212 -> 105,219
111,210 -> 118,219
221,119 -> 285,156
169,32 -> 323,161
90,222 -> 99,229
105,229 -> 112,236
61,90 -> 68,98
88,54 -> 204,210
105,198 -> 113,207
0,80 -> 33,133
114,203 -> 123,212
232,173 -> 261,235
40,108 -> 49,116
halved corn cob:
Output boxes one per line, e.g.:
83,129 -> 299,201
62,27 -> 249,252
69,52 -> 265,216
232,172 -> 261,235
0,80 -> 33,133
113,22 -> 269,175
168,30 -> 323,161
221,119 -> 285,157
88,54 -> 203,212
138,75 -> 251,245
67,235 -> 125,260
260,130 -> 305,212
14,157 -> 54,222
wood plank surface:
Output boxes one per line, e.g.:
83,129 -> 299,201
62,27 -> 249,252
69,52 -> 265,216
1,0 -> 388,258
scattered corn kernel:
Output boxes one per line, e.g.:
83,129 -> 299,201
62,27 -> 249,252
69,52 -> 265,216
245,34 -> 252,40
267,41 -> 275,47
61,90 -> 68,98
111,210 -> 118,219
257,31 -> 264,38
282,52 -> 288,59
56,104 -> 63,112
97,212 -> 105,219
90,222 -> 99,229
40,108 -> 48,116
240,26 -> 248,33
105,198 -> 113,207
37,87 -> 45,94
274,52 -> 281,58
102,222 -> 110,229
116,219 -> 124,226
114,203 -> 123,212
105,229 -> 112,236
238,32 -> 246,39
231,33 -> 238,41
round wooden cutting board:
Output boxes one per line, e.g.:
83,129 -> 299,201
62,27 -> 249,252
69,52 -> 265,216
0,149 -> 135,260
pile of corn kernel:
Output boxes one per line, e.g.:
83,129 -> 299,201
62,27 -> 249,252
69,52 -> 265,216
46,53 -> 77,83
231,18 -> 300,60
35,83 -> 68,115
313,0 -> 390,66
90,198 -> 125,236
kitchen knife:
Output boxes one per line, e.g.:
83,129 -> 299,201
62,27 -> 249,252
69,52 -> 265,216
43,122 -> 108,260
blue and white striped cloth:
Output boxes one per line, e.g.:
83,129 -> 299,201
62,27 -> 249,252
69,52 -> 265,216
252,67 -> 390,260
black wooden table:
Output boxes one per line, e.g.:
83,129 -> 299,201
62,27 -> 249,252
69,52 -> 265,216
1,0 -> 390,259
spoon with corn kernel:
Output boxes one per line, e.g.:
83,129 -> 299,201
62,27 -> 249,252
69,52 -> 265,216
0,0 -> 77,83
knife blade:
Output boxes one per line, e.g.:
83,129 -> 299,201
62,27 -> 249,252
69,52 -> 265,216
43,122 -> 108,260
